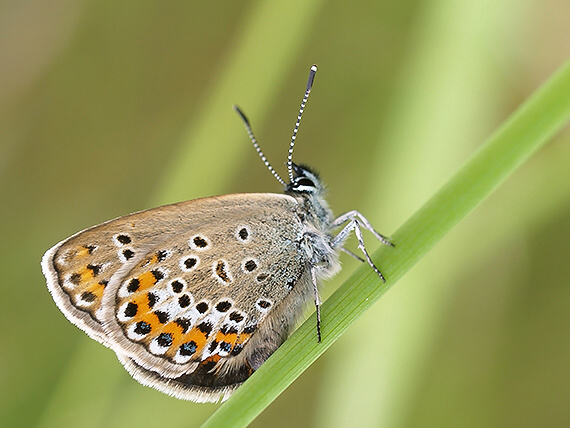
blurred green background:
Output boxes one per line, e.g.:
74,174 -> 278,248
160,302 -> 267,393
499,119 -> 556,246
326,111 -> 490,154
1,1 -> 569,427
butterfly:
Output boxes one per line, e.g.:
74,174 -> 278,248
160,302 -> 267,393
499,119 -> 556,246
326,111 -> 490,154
41,65 -> 392,402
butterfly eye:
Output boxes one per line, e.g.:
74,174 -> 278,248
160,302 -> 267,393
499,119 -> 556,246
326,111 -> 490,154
296,178 -> 315,188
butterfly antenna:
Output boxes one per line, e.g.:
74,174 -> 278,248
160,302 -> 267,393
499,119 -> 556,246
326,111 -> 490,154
233,105 -> 286,186
287,64 -> 317,183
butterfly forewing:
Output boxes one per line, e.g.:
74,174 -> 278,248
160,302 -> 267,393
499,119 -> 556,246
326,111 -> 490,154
42,206 -> 180,346
43,193 -> 308,384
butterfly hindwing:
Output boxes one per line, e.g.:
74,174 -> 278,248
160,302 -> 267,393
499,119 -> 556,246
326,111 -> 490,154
101,193 -> 308,378
42,207 -> 176,346
114,254 -> 315,402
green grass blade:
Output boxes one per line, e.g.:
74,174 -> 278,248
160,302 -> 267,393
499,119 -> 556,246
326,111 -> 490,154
201,59 -> 570,428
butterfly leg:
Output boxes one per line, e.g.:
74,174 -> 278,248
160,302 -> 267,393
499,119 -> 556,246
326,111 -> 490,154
332,210 -> 393,247
332,216 -> 389,282
310,267 -> 323,342
340,247 -> 365,263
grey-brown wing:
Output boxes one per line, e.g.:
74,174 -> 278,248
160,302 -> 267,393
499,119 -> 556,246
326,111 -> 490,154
99,193 -> 310,380
42,199 -> 206,346
42,192 -> 312,400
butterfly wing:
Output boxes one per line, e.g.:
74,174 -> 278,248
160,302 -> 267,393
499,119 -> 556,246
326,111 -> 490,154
117,265 -> 314,403
42,193 -> 314,402
42,196 -> 229,347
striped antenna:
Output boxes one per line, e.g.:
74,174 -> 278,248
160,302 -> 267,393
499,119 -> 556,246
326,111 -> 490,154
233,105 -> 286,186
287,64 -> 317,183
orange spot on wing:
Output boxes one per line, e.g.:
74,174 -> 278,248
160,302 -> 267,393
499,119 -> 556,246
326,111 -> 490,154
83,280 -> 105,300
206,354 -> 221,363
124,295 -> 155,326
160,322 -> 188,357
215,331 -> 238,347
181,326 -> 210,355
159,323 -> 181,343
140,254 -> 158,267
200,354 -> 221,367
135,313 -> 160,333
136,271 -> 159,291
74,246 -> 92,259
235,332 -> 251,346
76,266 -> 95,282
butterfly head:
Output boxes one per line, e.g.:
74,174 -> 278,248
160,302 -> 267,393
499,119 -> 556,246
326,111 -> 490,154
286,163 -> 332,227
286,163 -> 324,196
